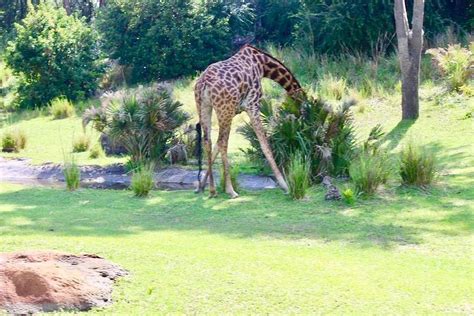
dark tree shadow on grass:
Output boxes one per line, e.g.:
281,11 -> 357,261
383,119 -> 415,151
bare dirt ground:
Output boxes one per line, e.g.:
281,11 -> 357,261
0,251 -> 127,314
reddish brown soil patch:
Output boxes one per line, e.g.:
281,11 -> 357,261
0,251 -> 127,314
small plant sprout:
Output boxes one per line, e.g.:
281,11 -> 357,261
72,134 -> 91,153
400,142 -> 436,187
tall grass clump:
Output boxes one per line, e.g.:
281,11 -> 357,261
400,142 -> 436,186
426,43 -> 473,92
220,164 -> 240,194
72,134 -> 91,153
130,164 -> 155,197
318,74 -> 347,100
1,129 -> 27,152
49,97 -> 75,119
89,143 -> 105,159
349,151 -> 390,196
63,159 -> 80,191
286,152 -> 311,200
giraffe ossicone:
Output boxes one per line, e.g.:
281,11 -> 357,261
194,45 -> 304,198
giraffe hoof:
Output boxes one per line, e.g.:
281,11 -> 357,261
227,191 -> 239,199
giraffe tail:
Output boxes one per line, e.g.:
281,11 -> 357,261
195,122 -> 203,182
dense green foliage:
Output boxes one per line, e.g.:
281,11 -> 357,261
96,0 -> 233,83
5,3 -> 104,108
294,0 -> 472,54
83,86 -> 189,163
239,96 -> 356,180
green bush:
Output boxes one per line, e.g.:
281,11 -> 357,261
5,3 -> 104,108
220,164 -> 240,194
131,164 -> 155,197
50,97 -> 75,119
349,151 -> 390,196
1,129 -> 27,152
400,143 -> 436,186
72,134 -> 90,153
318,75 -> 347,100
83,86 -> 189,164
96,0 -> 232,83
426,43 -> 474,92
286,152 -> 311,200
63,160 -> 80,191
89,143 -> 105,159
238,96 -> 356,180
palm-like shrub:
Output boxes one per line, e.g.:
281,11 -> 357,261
400,143 -> 436,186
238,95 -> 356,181
83,86 -> 189,163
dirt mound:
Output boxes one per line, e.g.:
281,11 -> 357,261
0,251 -> 127,314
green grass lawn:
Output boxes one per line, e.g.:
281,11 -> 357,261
1,89 -> 473,314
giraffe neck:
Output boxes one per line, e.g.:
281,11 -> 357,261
239,46 -> 302,96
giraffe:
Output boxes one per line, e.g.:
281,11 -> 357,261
194,44 -> 304,198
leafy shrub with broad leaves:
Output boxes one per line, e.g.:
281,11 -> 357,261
238,95 -> 356,181
400,142 -> 436,186
5,3 -> 104,108
83,86 -> 189,164
286,152 -> 311,200
50,97 -> 75,119
426,43 -> 474,92
1,129 -> 26,152
131,164 -> 155,197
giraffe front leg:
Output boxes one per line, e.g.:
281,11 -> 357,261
247,109 -> 289,193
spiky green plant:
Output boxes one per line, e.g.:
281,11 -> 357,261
349,151 -> 390,196
400,143 -> 436,186
1,129 -> 27,152
50,97 -> 75,119
131,163 -> 155,197
238,95 -> 356,180
63,159 -> 80,191
286,152 -> 311,200
83,86 -> 189,164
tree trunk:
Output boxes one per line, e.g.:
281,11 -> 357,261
394,0 -> 425,120
62,0 -> 71,14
